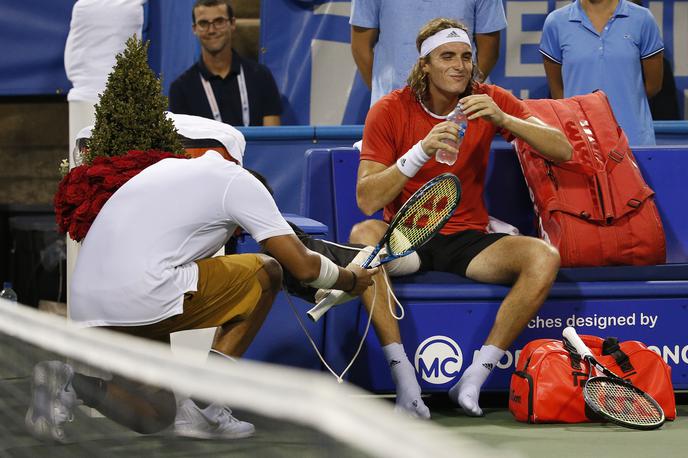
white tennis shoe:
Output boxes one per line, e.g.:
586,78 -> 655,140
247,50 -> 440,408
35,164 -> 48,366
25,361 -> 78,443
175,399 -> 255,440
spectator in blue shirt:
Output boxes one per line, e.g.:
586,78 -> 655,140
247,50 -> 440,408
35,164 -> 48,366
540,0 -> 663,145
350,0 -> 506,106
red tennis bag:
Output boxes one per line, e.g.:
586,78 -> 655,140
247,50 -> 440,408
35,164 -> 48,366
513,91 -> 665,267
509,336 -> 676,423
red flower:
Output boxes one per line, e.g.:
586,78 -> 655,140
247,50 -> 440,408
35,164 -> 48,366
54,150 -> 184,241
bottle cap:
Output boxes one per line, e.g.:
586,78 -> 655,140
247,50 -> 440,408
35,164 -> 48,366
2,281 -> 11,289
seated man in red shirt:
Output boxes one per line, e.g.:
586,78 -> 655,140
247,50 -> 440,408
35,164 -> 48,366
351,18 -> 572,417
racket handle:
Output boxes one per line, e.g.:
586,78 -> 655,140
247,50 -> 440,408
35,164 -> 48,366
360,247 -> 380,269
307,290 -> 347,322
562,327 -> 593,359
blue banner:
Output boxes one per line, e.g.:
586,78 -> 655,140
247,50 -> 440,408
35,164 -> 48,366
0,0 -> 196,97
0,1 -> 74,96
261,0 -> 687,125
345,297 -> 688,391
260,0 -> 370,125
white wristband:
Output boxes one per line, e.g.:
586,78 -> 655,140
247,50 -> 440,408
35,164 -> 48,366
306,253 -> 340,289
396,141 -> 430,177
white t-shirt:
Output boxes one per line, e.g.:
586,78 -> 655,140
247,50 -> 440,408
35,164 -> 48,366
69,151 -> 294,327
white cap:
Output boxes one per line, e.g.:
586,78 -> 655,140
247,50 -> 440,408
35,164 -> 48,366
72,113 -> 246,167
166,112 -> 245,166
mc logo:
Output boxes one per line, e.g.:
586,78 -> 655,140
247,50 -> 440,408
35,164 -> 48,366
414,335 -> 463,384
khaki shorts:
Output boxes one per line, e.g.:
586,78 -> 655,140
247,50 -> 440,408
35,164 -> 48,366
109,254 -> 264,342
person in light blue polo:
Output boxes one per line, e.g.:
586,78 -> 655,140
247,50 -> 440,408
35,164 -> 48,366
350,0 -> 506,106
540,0 -> 664,146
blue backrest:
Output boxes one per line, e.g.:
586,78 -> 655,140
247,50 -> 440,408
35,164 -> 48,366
300,149 -> 335,240
328,146 -> 533,242
483,145 -> 536,235
306,145 -> 688,262
634,146 -> 688,263
331,149 -> 382,243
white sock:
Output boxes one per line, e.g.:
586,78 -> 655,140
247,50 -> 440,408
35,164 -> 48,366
382,343 -> 430,419
448,345 -> 504,417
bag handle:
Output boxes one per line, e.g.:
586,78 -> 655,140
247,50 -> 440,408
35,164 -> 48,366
544,198 -> 603,223
604,129 -> 630,174
602,337 -> 635,374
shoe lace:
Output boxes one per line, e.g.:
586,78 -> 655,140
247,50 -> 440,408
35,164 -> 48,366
54,388 -> 77,424
214,406 -> 240,425
53,403 -> 73,424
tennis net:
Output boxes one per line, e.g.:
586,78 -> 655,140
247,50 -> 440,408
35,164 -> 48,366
0,298 -> 513,457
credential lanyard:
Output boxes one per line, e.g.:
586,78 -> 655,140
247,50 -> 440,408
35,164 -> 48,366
199,65 -> 250,126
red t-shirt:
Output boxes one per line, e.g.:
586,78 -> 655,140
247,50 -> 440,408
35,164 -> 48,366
360,84 -> 531,234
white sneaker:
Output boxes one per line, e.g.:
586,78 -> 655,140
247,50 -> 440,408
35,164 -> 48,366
25,361 -> 78,443
175,399 -> 255,440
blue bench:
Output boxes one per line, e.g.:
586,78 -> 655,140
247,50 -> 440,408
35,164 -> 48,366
301,146 -> 688,392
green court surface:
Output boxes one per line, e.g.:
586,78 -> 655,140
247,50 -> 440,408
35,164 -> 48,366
428,395 -> 687,458
2,387 -> 684,457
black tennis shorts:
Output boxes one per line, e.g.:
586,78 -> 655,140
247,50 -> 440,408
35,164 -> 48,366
417,230 -> 509,277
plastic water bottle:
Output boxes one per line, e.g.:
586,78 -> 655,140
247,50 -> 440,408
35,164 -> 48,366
0,281 -> 18,303
436,104 -> 467,166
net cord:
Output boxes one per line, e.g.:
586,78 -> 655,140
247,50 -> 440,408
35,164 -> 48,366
0,298 -> 507,458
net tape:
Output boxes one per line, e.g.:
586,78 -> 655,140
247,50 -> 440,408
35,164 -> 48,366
0,299 -> 512,458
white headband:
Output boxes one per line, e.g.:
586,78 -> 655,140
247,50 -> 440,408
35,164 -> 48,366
420,28 -> 472,58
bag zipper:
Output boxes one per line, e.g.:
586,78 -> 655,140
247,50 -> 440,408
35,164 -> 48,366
545,161 -> 559,189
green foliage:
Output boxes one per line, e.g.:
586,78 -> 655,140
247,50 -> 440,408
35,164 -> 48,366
85,36 -> 184,163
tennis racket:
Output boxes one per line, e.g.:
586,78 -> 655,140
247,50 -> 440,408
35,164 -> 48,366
561,327 -> 665,430
307,173 -> 461,321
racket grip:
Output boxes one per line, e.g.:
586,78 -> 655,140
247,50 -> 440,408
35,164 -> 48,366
562,327 -> 593,358
307,290 -> 347,322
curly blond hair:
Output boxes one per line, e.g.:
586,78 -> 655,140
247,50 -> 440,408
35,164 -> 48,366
406,18 -> 480,103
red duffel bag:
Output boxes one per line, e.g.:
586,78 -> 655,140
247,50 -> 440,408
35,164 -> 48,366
509,335 -> 676,423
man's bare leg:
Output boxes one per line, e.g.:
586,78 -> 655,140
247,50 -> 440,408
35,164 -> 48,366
351,220 -> 430,419
71,373 -> 177,434
449,236 -> 560,416
210,254 -> 283,358
179,254 -> 282,438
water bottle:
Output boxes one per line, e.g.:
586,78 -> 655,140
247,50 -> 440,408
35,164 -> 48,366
436,104 -> 467,166
0,281 -> 18,303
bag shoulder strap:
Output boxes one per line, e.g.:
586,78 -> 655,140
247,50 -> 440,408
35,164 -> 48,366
562,338 -> 583,370
602,337 -> 635,374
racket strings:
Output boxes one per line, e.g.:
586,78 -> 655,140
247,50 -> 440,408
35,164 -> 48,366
388,179 -> 459,256
587,378 -> 663,425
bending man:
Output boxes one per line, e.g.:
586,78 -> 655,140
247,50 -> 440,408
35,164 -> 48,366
26,150 -> 376,442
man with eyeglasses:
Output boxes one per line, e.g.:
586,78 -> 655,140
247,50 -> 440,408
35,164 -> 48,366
170,0 -> 282,127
